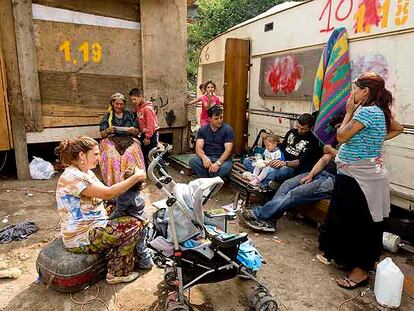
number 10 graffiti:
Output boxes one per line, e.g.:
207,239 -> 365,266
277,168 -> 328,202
319,0 -> 410,33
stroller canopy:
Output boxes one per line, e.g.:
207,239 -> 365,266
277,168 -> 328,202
169,177 -> 224,243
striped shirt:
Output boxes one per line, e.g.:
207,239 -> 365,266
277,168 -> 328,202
338,106 -> 386,163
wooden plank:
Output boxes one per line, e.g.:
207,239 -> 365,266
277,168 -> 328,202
42,103 -> 107,117
0,35 -> 11,151
39,72 -> 141,127
0,0 -> 30,179
140,0 -> 187,128
404,276 -> 414,299
34,20 -> 142,76
223,38 -> 250,155
26,125 -> 100,144
42,116 -> 103,128
171,127 -> 189,154
297,200 -> 330,225
12,0 -> 43,132
32,0 -> 140,22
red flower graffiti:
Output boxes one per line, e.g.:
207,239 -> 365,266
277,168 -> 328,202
354,0 -> 382,32
266,55 -> 304,95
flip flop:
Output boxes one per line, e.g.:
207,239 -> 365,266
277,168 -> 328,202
336,275 -> 368,290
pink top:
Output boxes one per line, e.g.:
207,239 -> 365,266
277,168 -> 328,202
200,95 -> 221,126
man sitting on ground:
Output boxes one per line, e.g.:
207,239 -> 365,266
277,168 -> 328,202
243,113 -> 321,188
189,106 -> 234,178
239,112 -> 345,232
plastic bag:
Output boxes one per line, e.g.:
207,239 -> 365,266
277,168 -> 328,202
29,156 -> 56,180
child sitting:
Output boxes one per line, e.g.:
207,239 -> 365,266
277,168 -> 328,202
244,134 -> 284,186
110,166 -> 153,269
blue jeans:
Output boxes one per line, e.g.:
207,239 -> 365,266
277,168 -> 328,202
189,155 -> 232,178
243,157 -> 295,187
252,171 -> 335,221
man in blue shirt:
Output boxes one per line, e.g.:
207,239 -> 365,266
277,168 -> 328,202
189,106 -> 234,178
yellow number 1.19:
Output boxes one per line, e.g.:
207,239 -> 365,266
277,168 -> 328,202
79,41 -> 89,62
59,40 -> 71,62
59,40 -> 102,64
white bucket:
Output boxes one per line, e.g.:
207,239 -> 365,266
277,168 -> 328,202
374,257 -> 404,308
382,232 -> 401,253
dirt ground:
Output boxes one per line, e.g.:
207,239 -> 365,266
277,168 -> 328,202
0,168 -> 413,311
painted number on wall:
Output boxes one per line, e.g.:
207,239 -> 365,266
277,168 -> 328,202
319,0 -> 410,33
59,40 -> 102,64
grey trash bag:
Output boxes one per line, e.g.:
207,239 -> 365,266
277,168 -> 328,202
29,156 -> 55,180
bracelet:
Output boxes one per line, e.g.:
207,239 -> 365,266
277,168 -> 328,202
216,160 -> 222,166
285,161 -> 288,167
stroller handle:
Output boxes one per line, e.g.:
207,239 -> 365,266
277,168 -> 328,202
147,144 -> 173,188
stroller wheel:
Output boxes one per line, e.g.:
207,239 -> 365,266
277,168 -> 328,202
166,294 -> 190,311
153,254 -> 166,268
249,286 -> 268,309
166,301 -> 190,311
255,296 -> 278,311
164,265 -> 178,287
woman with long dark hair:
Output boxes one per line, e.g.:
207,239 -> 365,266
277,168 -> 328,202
319,72 -> 403,289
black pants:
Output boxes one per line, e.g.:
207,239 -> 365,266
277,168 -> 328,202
139,132 -> 167,173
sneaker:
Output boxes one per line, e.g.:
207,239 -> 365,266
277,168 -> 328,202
106,271 -> 139,284
244,219 -> 276,233
268,181 -> 281,190
240,209 -> 258,222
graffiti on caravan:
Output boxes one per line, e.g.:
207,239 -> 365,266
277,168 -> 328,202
259,48 -> 322,99
318,0 -> 410,34
266,55 -> 304,95
351,54 -> 389,81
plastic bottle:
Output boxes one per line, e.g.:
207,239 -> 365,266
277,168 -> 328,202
374,257 -> 404,308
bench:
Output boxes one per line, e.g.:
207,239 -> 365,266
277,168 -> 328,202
296,199 -> 330,225
230,161 -> 275,205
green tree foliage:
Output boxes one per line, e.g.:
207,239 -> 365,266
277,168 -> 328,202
188,0 -> 289,90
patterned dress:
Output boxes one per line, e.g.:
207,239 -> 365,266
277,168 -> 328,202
99,110 -> 145,186
56,166 -> 143,277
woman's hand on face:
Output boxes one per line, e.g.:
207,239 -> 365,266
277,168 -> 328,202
345,92 -> 362,115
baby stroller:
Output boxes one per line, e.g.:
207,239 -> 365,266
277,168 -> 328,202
147,145 -> 278,311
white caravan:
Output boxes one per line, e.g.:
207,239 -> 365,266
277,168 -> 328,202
197,0 -> 414,211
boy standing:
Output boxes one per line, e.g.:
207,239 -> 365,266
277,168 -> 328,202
129,88 -> 160,168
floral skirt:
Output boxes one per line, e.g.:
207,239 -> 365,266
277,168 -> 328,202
67,217 -> 143,277
99,138 -> 145,186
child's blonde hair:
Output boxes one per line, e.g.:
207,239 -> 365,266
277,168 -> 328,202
264,133 -> 280,145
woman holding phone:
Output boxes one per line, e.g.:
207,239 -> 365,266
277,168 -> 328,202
319,72 -> 404,289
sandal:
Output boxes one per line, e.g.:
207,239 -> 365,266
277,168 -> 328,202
336,275 -> 368,290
